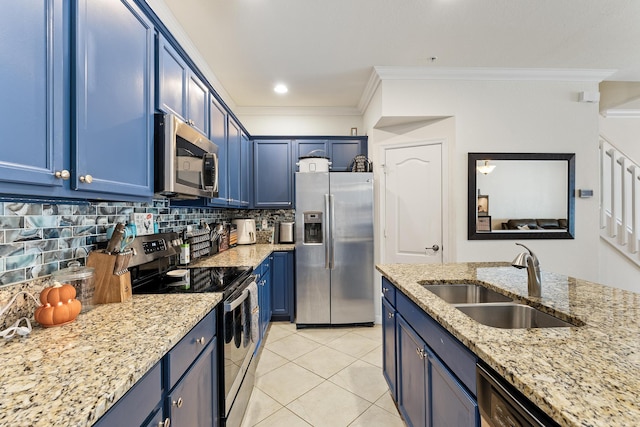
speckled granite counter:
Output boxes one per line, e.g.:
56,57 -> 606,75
189,243 -> 295,269
376,262 -> 640,427
0,293 -> 222,426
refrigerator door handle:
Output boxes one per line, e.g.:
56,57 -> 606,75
324,193 -> 331,269
329,193 -> 335,269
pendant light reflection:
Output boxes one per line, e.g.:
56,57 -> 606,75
477,160 -> 496,175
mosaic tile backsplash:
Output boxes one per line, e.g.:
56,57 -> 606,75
0,198 -> 294,287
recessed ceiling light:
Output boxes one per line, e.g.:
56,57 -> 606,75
274,83 -> 288,94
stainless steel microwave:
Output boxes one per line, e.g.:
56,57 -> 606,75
154,113 -> 219,199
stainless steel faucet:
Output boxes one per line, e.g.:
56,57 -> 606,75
511,243 -> 542,297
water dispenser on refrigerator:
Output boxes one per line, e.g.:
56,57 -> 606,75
303,212 -> 323,244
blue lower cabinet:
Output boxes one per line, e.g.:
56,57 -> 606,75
382,297 -> 397,400
93,361 -> 163,427
271,251 -> 294,322
384,278 -> 479,427
257,257 -> 272,344
166,338 -> 217,427
396,316 -> 429,427
430,354 -> 479,427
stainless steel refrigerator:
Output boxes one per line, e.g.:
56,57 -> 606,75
295,172 -> 374,326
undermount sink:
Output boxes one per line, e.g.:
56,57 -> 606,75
455,303 -> 579,329
422,283 -> 513,304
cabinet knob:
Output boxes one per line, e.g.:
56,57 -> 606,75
79,174 -> 93,184
54,170 -> 70,180
382,287 -> 389,293
415,347 -> 425,360
172,397 -> 183,408
158,418 -> 171,427
196,336 -> 205,344
388,312 -> 394,319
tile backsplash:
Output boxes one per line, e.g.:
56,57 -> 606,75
0,198 -> 294,287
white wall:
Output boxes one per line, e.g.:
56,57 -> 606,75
598,115 -> 640,291
366,78 -> 603,283
237,112 -> 363,136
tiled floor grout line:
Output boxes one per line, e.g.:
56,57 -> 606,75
245,323 -> 404,427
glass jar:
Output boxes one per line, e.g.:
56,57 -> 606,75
52,261 -> 95,313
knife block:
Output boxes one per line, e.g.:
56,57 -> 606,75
86,251 -> 132,304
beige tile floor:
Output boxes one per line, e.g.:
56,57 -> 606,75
241,322 -> 406,427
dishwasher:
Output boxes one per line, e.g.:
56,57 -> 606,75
477,363 -> 560,427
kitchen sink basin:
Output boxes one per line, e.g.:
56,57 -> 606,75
455,303 -> 578,329
422,283 -> 513,304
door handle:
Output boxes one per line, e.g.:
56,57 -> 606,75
425,244 -> 440,253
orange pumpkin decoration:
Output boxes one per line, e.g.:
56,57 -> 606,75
35,282 -> 82,327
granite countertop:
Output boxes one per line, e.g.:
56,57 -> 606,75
376,262 -> 640,427
0,293 -> 222,426
189,243 -> 295,269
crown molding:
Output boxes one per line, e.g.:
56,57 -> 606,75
373,66 -> 617,82
601,109 -> 640,118
234,106 -> 362,116
357,68 -> 383,113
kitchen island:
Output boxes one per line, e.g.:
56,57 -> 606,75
377,262 -> 640,427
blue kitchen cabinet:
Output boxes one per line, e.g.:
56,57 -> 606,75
256,256 -> 272,345
328,139 -> 367,171
295,139 -> 328,162
271,251 -> 294,322
157,34 -> 209,135
0,1 -> 66,190
382,296 -> 397,400
73,0 -> 155,198
240,131 -> 252,207
227,118 -> 242,207
166,338 -> 217,427
208,96 -> 229,207
93,361 -> 164,427
253,140 -> 293,208
397,315 -> 429,427
383,278 -> 479,427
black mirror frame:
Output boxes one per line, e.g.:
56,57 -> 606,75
467,152 -> 575,240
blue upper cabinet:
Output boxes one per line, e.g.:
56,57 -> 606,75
227,118 -> 242,207
73,0 -> 155,198
208,97 -> 228,206
328,139 -> 367,171
253,140 -> 293,208
295,140 -> 328,164
240,131 -> 252,207
0,1 -> 66,189
157,35 -> 209,135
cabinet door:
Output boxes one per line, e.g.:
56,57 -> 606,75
397,315 -> 429,427
0,1 -> 65,188
208,97 -> 228,206
430,354 -> 479,427
166,338 -> 217,427
187,72 -> 209,135
157,35 -> 187,120
74,0 -> 154,197
258,258 -> 272,340
328,140 -> 367,172
227,118 -> 241,206
295,140 -> 328,170
382,298 -> 397,400
271,251 -> 293,321
240,132 -> 252,207
253,140 -> 293,208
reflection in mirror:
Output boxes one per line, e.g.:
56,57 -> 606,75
468,153 -> 575,240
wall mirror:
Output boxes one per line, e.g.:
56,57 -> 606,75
468,152 -> 575,240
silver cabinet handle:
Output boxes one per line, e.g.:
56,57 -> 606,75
388,312 -> 394,319
173,397 -> 183,408
79,174 -> 93,183
196,336 -> 205,344
158,418 -> 171,427
382,287 -> 389,293
54,170 -> 70,180
416,348 -> 425,360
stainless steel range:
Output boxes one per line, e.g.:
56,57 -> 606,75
129,232 -> 258,427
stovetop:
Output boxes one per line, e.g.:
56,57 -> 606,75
131,265 -> 253,295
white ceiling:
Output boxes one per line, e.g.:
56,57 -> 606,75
154,0 -> 640,112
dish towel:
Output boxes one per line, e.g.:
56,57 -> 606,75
242,289 -> 251,348
233,302 -> 242,349
247,281 -> 259,343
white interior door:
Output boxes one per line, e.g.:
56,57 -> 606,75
383,143 -> 443,264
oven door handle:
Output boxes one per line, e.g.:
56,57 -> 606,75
224,287 -> 251,313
